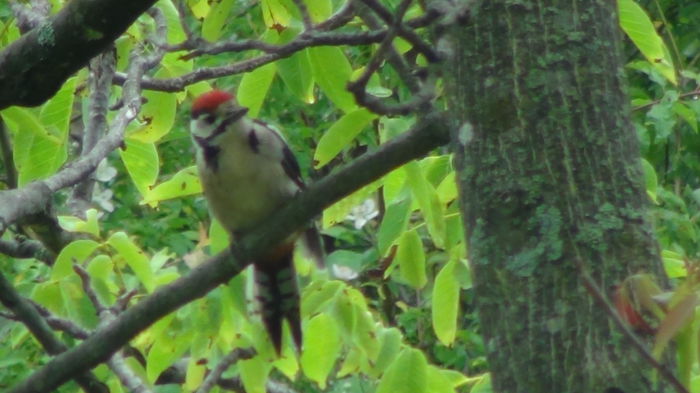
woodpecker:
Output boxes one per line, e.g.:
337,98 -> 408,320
189,89 -> 322,353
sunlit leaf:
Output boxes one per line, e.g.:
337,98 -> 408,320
301,313 -> 342,388
376,348 -> 428,393
238,63 -> 277,118
618,0 -> 677,85
309,46 -> 356,112
143,166 -> 202,205
314,108 -> 376,168
119,137 -> 159,197
52,240 -> 101,280
108,232 -> 154,292
396,229 -> 426,289
433,260 -> 459,346
405,161 -> 446,248
202,0 -> 235,41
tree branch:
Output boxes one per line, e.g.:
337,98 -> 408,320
8,111 -> 450,393
0,46 -> 149,234
0,0 -> 157,109
0,272 -> 107,393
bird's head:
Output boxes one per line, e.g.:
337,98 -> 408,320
190,90 -> 249,140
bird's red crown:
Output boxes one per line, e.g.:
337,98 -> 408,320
191,90 -> 234,117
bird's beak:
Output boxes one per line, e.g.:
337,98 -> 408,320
224,106 -> 249,125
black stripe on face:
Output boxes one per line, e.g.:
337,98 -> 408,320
194,136 -> 220,171
248,129 -> 260,153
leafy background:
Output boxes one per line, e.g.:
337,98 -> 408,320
0,0 -> 699,392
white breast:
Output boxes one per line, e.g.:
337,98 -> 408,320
195,119 -> 299,234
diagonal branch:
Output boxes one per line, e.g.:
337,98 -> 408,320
0,272 -> 108,393
8,111 -> 450,393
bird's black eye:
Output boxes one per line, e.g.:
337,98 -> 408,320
204,114 -> 216,124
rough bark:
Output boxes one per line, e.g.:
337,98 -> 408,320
0,0 -> 157,109
446,1 -> 669,392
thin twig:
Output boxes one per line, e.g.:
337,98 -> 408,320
195,348 -> 256,393
291,0 -> 313,30
357,0 -> 440,62
577,263 -> 689,393
0,271 -> 108,393
0,118 -> 17,189
70,50 -> 116,215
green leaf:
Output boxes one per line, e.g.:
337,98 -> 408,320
40,76 -> 77,139
436,171 -> 458,205
396,229 -> 426,289
432,260 -> 459,346
673,102 -> 697,133
640,158 -> 657,203
308,46 -> 356,112
52,240 -> 101,280
277,49 -> 315,103
301,313 -> 342,388
368,328 -> 402,378
618,0 -> 676,85
314,108 -> 376,168
146,333 -> 190,383
143,166 -> 202,205
2,107 -> 67,185
201,0 -> 235,42
261,0 -> 292,28
129,86 -> 177,143
108,232 -> 154,292
376,348 -> 428,393
302,279 -> 343,316
240,356 -> 272,393
303,0 -> 331,22
377,195 -> 412,256
428,365 -> 457,393
58,209 -> 101,237
662,249 -> 686,278
405,161 -> 446,248
119,137 -> 159,197
238,62 -> 277,118
157,0 -> 187,45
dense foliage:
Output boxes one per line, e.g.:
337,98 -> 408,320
0,0 -> 699,392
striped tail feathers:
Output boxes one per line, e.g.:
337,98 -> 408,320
254,250 -> 302,354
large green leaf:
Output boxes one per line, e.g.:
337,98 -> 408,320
240,356 -> 272,393
142,166 -> 202,206
405,161 -> 446,248
201,0 -> 235,42
51,240 -> 101,280
618,0 -> 676,85
304,0 -> 332,22
40,76 -> 77,139
314,108 -> 376,168
261,0 -> 293,28
277,49 -> 315,103
238,63 -> 277,118
376,348 -> 428,393
377,195 -> 412,256
119,137 -> 159,197
301,313 -> 342,388
432,260 -> 459,346
308,46 -> 356,112
107,232 -> 155,292
2,107 -> 68,185
396,229 -> 426,289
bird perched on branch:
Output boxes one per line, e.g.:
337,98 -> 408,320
189,89 -> 322,353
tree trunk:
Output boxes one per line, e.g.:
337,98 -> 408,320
444,1 -> 669,392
